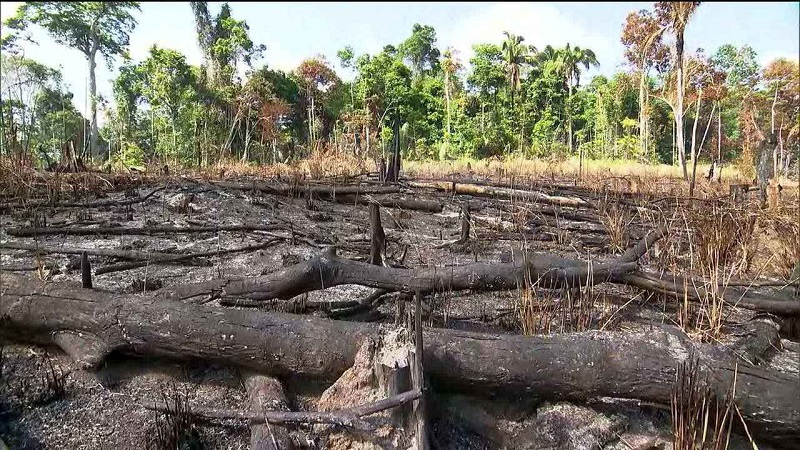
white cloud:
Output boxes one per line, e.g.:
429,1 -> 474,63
440,2 -> 617,77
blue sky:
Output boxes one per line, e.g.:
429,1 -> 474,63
1,1 -> 798,122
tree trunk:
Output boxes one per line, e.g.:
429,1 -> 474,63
676,33 -> 687,180
369,202 -> 385,266
88,47 -> 99,161
568,81 -> 574,154
688,90 -> 702,196
718,102 -> 722,162
1,273 -> 797,445
639,69 -> 648,158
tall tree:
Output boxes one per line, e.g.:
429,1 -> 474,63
655,1 -> 701,180
502,32 -> 536,152
399,24 -> 441,78
621,9 -> 669,158
5,2 -> 141,160
441,47 -> 462,159
558,44 -> 599,154
189,2 -> 264,87
190,1 -> 215,82
501,31 -> 535,110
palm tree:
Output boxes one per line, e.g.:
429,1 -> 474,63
440,47 -> 462,160
501,31 -> 536,110
558,44 -> 599,154
502,32 -> 536,152
656,2 -> 700,180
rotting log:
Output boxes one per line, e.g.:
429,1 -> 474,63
407,181 -> 596,209
0,273 -> 797,445
144,389 -> 422,430
154,226 -> 800,316
614,271 -> 800,316
5,223 -> 286,237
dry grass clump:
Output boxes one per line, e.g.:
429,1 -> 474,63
517,269 -> 606,335
598,199 -> 632,253
671,356 -> 736,450
149,383 -> 204,450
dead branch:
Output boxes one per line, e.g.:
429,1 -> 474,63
143,389 -> 422,429
94,239 -> 282,275
0,186 -> 165,212
5,223 -> 286,237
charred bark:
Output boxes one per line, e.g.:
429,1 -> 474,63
6,223 -> 286,237
334,194 -> 443,213
1,273 -> 797,444
0,187 -> 164,212
369,203 -> 385,266
158,246 -> 638,304
211,180 -> 400,199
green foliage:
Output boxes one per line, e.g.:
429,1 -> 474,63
6,1 -> 797,181
5,2 -> 141,62
399,24 -> 440,77
711,44 -> 759,90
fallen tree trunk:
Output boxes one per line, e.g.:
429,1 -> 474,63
334,194 -> 443,213
0,186 -> 164,212
144,389 -> 422,429
158,225 -> 635,302
5,223 -> 286,237
244,374 -> 291,449
94,239 -> 282,275
211,180 -> 401,198
615,271 -> 800,316
0,274 -> 797,445
158,247 -> 638,303
407,181 -> 595,209
0,242 -> 188,261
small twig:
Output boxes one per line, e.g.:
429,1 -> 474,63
143,389 -> 422,428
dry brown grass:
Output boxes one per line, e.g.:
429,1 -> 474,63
517,268 -> 605,335
405,156 -> 754,197
598,198 -> 632,253
671,356 -> 735,450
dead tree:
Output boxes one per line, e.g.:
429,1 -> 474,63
369,202 -> 386,266
385,117 -> 401,183
1,272 -> 797,444
459,203 -> 471,244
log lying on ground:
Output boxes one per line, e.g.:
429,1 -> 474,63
5,223 -> 286,237
407,181 -> 596,209
212,180 -> 401,198
144,389 -> 421,429
0,186 -> 164,212
0,242 -> 189,261
158,246 -> 639,303
94,239 -> 282,275
0,273 -> 797,445
614,271 -> 800,316
161,227 -> 666,304
333,194 -> 443,213
244,374 -> 291,449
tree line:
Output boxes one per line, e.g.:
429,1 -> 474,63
1,1 -> 797,182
